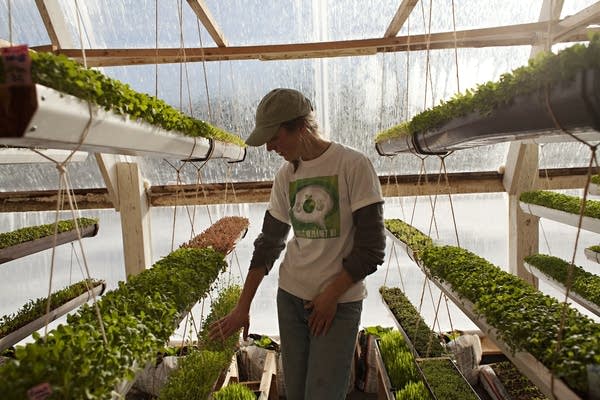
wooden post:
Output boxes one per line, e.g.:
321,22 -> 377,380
503,0 -> 563,283
504,142 -> 539,284
116,162 -> 152,278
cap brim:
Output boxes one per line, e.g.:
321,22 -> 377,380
245,123 -> 280,147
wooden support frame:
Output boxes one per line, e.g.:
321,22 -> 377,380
116,162 -> 152,278
50,22 -> 598,67
383,0 -> 419,38
186,0 -> 228,47
0,167 -> 594,213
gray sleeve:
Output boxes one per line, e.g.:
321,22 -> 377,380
342,202 -> 386,282
249,210 -> 291,275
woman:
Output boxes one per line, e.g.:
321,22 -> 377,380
209,88 -> 385,400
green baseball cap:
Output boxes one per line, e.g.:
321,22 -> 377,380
246,88 -> 313,146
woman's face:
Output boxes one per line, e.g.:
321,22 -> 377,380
266,125 -> 302,162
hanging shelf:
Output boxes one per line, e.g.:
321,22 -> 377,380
524,261 -> 600,317
416,267 -> 582,400
376,68 -> 600,156
0,219 -> 99,264
384,219 -> 434,263
0,281 -> 106,352
0,84 -> 246,162
519,201 -> 600,234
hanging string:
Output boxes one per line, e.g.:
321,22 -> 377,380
450,0 -> 460,94
154,0 -> 159,97
537,143 -> 553,254
7,0 -> 12,45
195,18 -> 213,122
438,153 -> 461,247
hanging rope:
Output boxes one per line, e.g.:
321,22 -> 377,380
438,153 -> 461,247
7,0 -> 12,45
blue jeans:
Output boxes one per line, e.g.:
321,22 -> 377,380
277,288 -> 362,400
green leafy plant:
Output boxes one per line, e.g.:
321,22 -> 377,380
418,358 -> 479,400
395,380 -> 431,400
212,382 -> 256,400
421,245 -> 600,395
199,285 -> 242,353
375,35 -> 600,143
589,245 -> 600,253
0,247 -> 227,399
29,51 -> 245,147
525,253 -> 600,308
0,278 -> 104,339
378,330 -> 423,393
491,361 -> 548,400
0,218 -> 97,249
158,284 -> 241,399
379,287 -> 445,357
384,219 -> 434,260
158,349 -> 230,400
520,190 -> 600,219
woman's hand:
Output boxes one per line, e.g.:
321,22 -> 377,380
208,306 -> 250,342
305,290 -> 338,336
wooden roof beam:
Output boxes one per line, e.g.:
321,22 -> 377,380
186,0 -> 228,47
384,0 -> 419,38
34,0 -> 74,49
552,1 -> 600,43
50,21 -> 598,67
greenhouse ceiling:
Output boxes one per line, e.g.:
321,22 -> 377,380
1,0 -> 600,190
2,1 -> 599,66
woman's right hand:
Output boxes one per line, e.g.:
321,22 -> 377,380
208,305 -> 250,342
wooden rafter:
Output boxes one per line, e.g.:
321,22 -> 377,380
48,21 -> 597,67
34,0 -> 74,49
186,0 -> 228,47
384,0 -> 419,38
552,1 -> 600,42
0,168 -> 593,212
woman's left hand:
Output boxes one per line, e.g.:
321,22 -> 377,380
305,290 -> 338,336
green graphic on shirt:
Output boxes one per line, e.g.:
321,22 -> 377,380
289,176 -> 340,239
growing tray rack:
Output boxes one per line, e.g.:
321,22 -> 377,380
376,68 -> 600,156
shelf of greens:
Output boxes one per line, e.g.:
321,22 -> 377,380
524,253 -> 600,317
0,49 -> 246,162
384,219 -> 434,263
0,245 -> 228,399
375,37 -> 600,156
0,217 -> 99,264
379,287 -> 446,358
519,190 -> 600,234
479,361 -> 550,400
379,288 -> 481,400
182,216 -> 249,256
114,217 -> 249,398
419,245 -> 599,400
0,279 -> 105,352
148,285 -> 242,400
375,329 -> 435,400
585,245 -> 600,264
